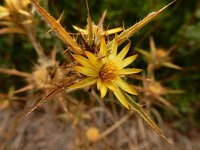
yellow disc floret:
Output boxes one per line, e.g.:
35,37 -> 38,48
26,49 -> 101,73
99,62 -> 118,83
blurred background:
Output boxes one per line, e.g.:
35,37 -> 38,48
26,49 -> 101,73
0,0 -> 200,150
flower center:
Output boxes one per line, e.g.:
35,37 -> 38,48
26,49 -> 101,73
99,62 -> 118,82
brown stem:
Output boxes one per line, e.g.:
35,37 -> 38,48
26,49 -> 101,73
27,31 -> 46,59
147,63 -> 155,79
0,68 -> 32,78
97,114 -> 130,141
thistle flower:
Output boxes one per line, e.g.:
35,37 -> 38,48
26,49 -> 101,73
69,36 -> 142,109
32,58 -> 65,89
136,37 -> 182,70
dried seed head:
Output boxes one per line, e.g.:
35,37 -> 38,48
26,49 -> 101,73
32,60 -> 64,89
86,127 -> 100,142
156,48 -> 168,58
148,82 -> 164,95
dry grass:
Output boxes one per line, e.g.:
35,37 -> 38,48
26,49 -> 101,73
0,100 -> 199,150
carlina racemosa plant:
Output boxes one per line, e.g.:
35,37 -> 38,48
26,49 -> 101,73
26,0 -> 177,142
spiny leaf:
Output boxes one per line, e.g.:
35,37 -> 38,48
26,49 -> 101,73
162,62 -> 182,70
85,0 -> 93,46
98,10 -> 107,28
150,36 -> 156,56
155,94 -> 181,116
30,0 -> 83,54
124,93 -> 169,143
108,0 -> 176,48
135,48 -> 150,59
25,78 -> 76,116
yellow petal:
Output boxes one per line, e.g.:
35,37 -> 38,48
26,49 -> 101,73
18,9 -> 31,16
97,78 -> 103,90
74,66 -> 98,77
72,54 -> 95,69
109,34 -> 118,59
84,51 -> 102,68
68,77 -> 97,90
0,6 -> 9,19
115,77 -> 137,95
102,27 -> 123,35
115,42 -> 131,63
112,85 -> 129,109
22,0 -> 30,7
106,82 -> 116,92
99,36 -> 108,56
72,25 -> 87,34
99,84 -> 107,98
118,68 -> 142,75
117,54 -> 137,69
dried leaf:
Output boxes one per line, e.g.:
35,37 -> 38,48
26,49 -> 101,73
155,94 -> 181,116
25,78 -> 76,116
98,10 -> 107,28
30,0 -> 83,54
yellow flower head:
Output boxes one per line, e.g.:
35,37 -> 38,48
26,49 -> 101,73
69,36 -> 142,109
